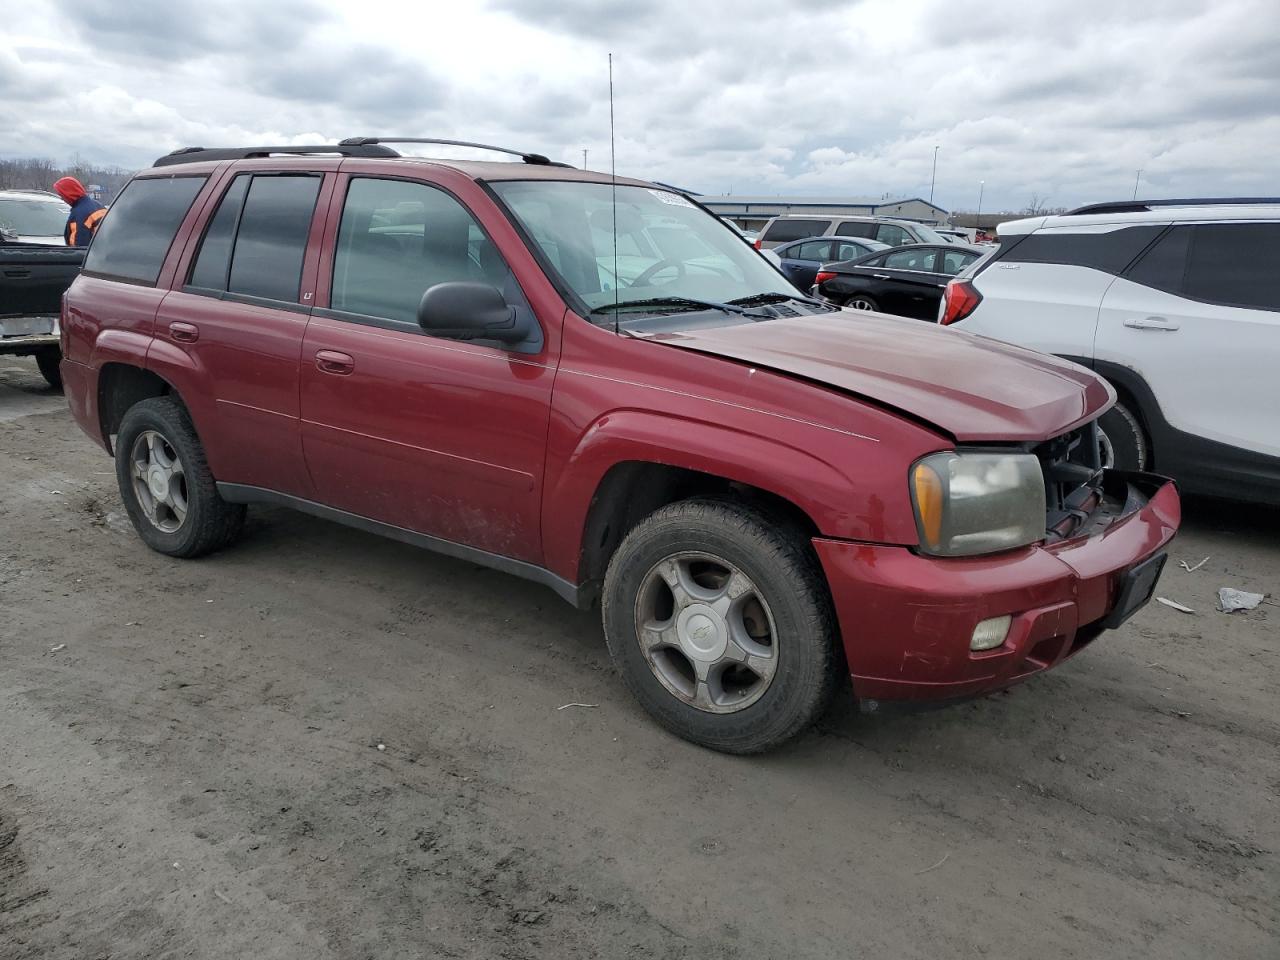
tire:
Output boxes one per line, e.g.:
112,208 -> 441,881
114,396 -> 246,558
35,347 -> 62,390
1098,399 -> 1148,471
602,498 -> 838,754
846,294 -> 880,312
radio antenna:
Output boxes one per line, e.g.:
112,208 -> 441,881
609,52 -> 619,333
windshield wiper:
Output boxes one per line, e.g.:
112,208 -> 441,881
590,296 -> 770,317
726,291 -> 828,308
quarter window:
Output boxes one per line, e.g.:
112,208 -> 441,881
1002,225 -> 1163,274
331,177 -> 513,325
82,176 -> 207,284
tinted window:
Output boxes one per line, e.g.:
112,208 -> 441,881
1002,225 -> 1162,274
795,240 -> 832,261
875,223 -> 912,246
834,221 -> 876,238
940,250 -> 978,275
1125,226 -> 1189,295
761,218 -> 829,243
1184,223 -> 1280,311
226,175 -> 320,302
835,241 -> 870,260
332,177 -> 513,325
188,175 -> 249,291
83,176 -> 206,284
883,248 -> 939,271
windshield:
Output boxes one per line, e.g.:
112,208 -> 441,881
0,197 -> 68,237
490,181 -> 797,317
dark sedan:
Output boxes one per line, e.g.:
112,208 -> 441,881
773,236 -> 888,290
813,243 -> 983,319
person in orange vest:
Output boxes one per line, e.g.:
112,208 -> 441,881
53,177 -> 107,247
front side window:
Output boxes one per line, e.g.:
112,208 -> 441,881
83,175 -> 207,284
331,177 -> 513,324
940,250 -> 977,275
1183,222 -> 1280,312
491,180 -> 797,315
883,248 -> 939,271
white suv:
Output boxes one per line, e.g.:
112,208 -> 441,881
755,215 -> 945,250
938,200 -> 1280,505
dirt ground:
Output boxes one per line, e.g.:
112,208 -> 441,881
0,356 -> 1276,960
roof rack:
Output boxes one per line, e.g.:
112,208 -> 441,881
337,137 -> 573,167
153,143 -> 399,167
1067,197 -> 1280,216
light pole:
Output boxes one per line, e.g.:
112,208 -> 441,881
1133,168 -> 1142,200
929,145 -> 940,204
976,180 -> 985,219
582,149 -> 589,170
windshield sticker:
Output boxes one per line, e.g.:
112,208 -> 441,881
649,190 -> 694,208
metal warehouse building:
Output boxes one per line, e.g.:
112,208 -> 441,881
701,196 -> 950,232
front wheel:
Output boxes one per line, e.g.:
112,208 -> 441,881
115,396 -> 246,557
602,499 -> 839,754
1098,400 -> 1148,471
35,347 -> 62,390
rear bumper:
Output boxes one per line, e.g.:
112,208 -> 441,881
0,315 -> 59,353
813,474 -> 1180,705
61,356 -> 108,452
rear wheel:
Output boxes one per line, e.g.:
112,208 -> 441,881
115,396 -> 246,557
35,347 -> 62,389
602,498 -> 838,754
846,294 -> 880,312
1098,399 -> 1148,471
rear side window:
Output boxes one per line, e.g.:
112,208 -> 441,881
1002,225 -> 1162,274
940,250 -> 977,275
834,221 -> 876,238
228,176 -> 321,301
186,174 -> 320,302
834,241 -> 870,261
761,218 -> 829,243
795,240 -> 832,261
884,247 -> 939,271
83,176 -> 206,284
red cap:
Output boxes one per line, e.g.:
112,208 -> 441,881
53,177 -> 86,204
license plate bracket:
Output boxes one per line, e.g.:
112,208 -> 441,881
1101,551 -> 1167,629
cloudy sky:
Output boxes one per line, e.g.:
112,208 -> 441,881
6,0 -> 1278,211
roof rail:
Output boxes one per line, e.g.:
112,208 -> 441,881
1067,197 -> 1280,216
152,143 -> 400,167
338,137 -> 572,167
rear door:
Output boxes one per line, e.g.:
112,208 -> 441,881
155,168 -> 330,498
1096,221 -> 1280,458
868,246 -> 943,318
778,239 -> 832,288
299,173 -> 555,563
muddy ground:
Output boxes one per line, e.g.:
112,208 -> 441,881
0,357 -> 1276,959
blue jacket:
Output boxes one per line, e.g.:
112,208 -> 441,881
65,195 -> 107,247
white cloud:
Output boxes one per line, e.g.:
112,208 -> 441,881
4,0 -> 1278,211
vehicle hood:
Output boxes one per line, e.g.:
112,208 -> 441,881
630,310 -> 1113,442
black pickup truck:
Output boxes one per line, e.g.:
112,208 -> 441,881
1,243 -> 84,388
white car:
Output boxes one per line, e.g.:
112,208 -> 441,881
0,189 -> 69,245
938,200 -> 1280,505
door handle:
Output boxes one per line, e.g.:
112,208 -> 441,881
168,321 -> 199,343
315,349 -> 354,375
3,268 -> 31,279
1123,316 -> 1180,331
872,273 -> 891,280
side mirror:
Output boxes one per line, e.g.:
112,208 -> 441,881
417,281 -> 531,345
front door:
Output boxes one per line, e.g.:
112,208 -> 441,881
299,175 -> 555,563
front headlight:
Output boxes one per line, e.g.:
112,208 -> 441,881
910,451 -> 1046,557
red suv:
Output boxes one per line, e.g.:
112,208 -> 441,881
60,138 -> 1180,753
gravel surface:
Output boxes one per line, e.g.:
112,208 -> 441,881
1,356 -> 1276,959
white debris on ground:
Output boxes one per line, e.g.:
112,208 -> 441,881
1217,588 -> 1265,613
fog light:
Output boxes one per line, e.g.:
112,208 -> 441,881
970,615 -> 1012,651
